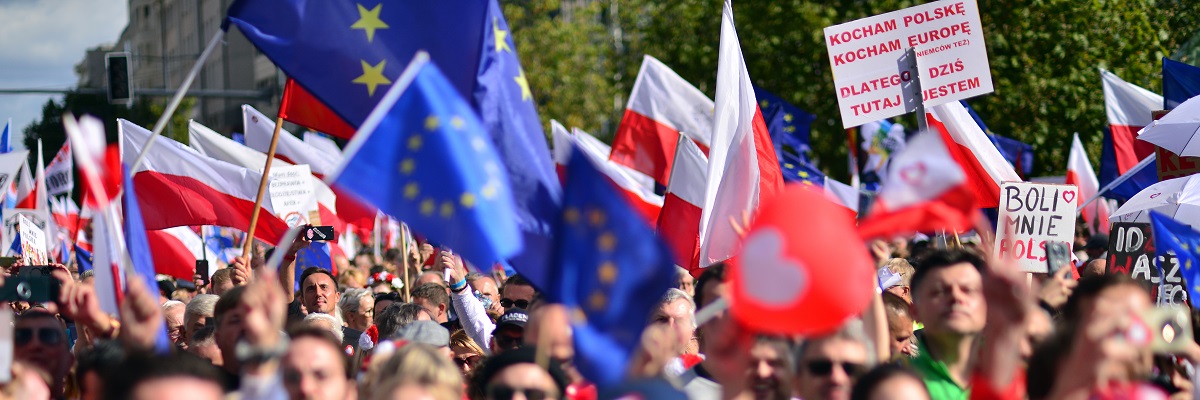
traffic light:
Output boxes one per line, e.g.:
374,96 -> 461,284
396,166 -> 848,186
106,52 -> 132,105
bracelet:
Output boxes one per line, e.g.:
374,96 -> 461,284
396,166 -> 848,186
449,278 -> 467,292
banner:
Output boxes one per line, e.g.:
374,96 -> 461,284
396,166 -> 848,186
17,215 -> 47,266
268,165 -> 319,227
45,142 -> 73,197
993,182 -> 1078,272
823,0 -> 993,128
1107,222 -> 1188,305
2,209 -> 51,261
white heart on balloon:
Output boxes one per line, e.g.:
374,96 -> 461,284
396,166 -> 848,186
738,228 -> 808,306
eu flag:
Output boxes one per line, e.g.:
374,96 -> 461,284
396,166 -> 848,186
74,245 -> 92,274
546,147 -> 676,387
227,0 -> 562,287
123,165 -> 173,354
754,86 -> 816,158
293,242 -> 333,292
1149,211 -> 1200,302
1164,58 -> 1200,110
328,54 -> 522,272
779,151 -> 825,187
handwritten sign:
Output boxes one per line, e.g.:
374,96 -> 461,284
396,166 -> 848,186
268,165 -> 319,227
1106,222 -> 1189,305
2,209 -> 51,262
993,182 -> 1078,272
17,215 -> 47,266
823,0 -> 993,128
1155,147 -> 1200,181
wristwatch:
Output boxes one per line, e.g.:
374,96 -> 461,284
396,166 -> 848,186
235,336 -> 290,365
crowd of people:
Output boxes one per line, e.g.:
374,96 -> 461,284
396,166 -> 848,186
0,220 -> 1195,400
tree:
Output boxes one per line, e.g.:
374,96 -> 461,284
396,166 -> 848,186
509,0 -> 1200,180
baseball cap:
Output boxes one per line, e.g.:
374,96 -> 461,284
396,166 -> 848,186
497,309 -> 529,330
395,320 -> 450,347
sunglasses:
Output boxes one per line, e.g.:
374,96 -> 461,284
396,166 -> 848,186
805,359 -> 865,377
15,327 -> 63,346
499,298 -> 530,309
454,354 -> 483,368
495,334 -> 524,350
487,384 -> 556,400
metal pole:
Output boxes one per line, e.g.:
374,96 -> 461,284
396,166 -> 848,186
905,47 -> 928,132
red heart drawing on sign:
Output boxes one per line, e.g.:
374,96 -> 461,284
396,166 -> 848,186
900,163 -> 927,185
1062,190 -> 1076,204
1150,193 -> 1162,199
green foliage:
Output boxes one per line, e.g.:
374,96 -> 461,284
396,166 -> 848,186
509,0 -> 1200,180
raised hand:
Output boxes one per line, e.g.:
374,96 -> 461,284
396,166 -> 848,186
118,278 -> 165,351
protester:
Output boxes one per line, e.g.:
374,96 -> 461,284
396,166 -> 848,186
184,294 -> 218,345
280,328 -> 359,400
906,249 -> 987,399
188,326 -> 223,367
373,292 -> 402,317
295,267 -> 364,350
301,312 -> 346,344
650,288 -> 700,373
849,364 -> 932,400
413,282 -> 452,326
499,274 -> 537,311
794,320 -> 876,400
14,309 -> 72,398
339,268 -> 367,289
882,258 -> 915,303
102,351 -> 225,400
748,335 -> 794,400
469,346 -> 568,400
467,272 -> 503,320
209,268 -> 235,296
450,329 -> 487,375
162,300 -> 186,347
368,343 -> 462,400
377,302 -> 433,339
394,320 -> 453,358
74,340 -> 124,400
881,292 -> 916,359
340,287 -> 375,332
676,266 -> 695,297
491,309 -> 528,355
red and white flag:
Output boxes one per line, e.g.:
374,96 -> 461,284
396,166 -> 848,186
609,55 -> 714,185
188,120 -> 342,236
14,140 -> 47,212
823,178 -> 859,215
657,135 -> 708,272
146,227 -> 206,281
857,130 -> 978,239
1102,69 -> 1161,174
244,105 -> 376,238
697,1 -> 783,267
119,119 -> 289,245
551,121 -> 663,224
1067,133 -> 1111,233
926,102 -> 1021,208
50,196 -> 82,245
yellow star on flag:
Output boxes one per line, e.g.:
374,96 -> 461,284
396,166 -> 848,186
404,182 -> 419,199
597,232 -> 616,252
493,18 -> 512,53
420,199 -> 436,216
514,68 -> 532,101
597,262 -> 617,284
425,115 -> 440,131
450,116 -> 465,130
564,207 -> 581,224
353,60 -> 391,97
440,201 -> 455,218
760,100 -> 769,108
350,3 -> 389,42
589,291 -> 607,310
399,158 -> 415,174
784,126 -> 796,133
784,113 -> 793,122
588,209 -> 606,227
460,192 -> 477,209
407,134 -> 423,150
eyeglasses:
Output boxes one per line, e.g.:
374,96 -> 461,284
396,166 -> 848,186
805,359 -> 864,377
499,298 -> 529,309
487,384 -> 556,400
495,334 -> 524,350
454,354 -> 483,368
15,327 -> 63,346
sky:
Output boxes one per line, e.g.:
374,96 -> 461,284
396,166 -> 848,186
0,0 -> 128,150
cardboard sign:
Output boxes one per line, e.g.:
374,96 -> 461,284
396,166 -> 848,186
823,0 -> 993,128
2,209 -> 51,262
1106,222 -> 1189,305
1155,147 -> 1200,181
17,215 -> 47,266
268,165 -> 319,227
993,182 -> 1078,272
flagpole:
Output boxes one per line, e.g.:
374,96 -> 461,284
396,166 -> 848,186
242,117 -> 285,258
128,31 -> 224,172
400,222 -> 412,303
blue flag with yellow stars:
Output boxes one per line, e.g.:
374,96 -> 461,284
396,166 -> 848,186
226,0 -> 562,288
1149,211 -> 1200,302
779,151 -> 825,187
754,86 -> 816,158
546,147 -> 676,387
474,0 -> 562,288
328,54 -> 522,273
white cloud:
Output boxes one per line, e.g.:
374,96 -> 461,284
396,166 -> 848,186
0,0 -> 128,148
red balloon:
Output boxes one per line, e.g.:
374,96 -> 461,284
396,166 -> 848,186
730,184 -> 875,336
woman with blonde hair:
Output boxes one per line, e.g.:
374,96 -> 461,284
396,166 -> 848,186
450,329 -> 487,376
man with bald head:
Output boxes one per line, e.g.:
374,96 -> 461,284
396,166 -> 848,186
1080,258 -> 1107,278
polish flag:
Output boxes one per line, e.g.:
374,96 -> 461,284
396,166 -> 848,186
14,140 -> 46,210
610,55 -> 714,185
90,210 -> 125,315
1067,133 -> 1111,233
244,105 -> 376,237
50,196 -> 82,243
926,102 -> 1021,208
657,135 -> 708,273
857,130 -> 978,239
551,121 -> 664,224
119,119 -> 289,245
188,120 -> 342,236
696,1 -> 784,268
146,227 -> 206,280
1102,69 -> 1162,174
823,178 -> 859,215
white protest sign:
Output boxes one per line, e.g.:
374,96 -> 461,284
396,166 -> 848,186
2,209 -> 51,261
268,164 -> 319,227
45,142 -> 73,196
823,0 -> 993,128
993,182 -> 1078,272
17,215 -> 47,266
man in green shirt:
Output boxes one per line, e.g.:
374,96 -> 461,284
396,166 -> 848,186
906,249 -> 988,400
